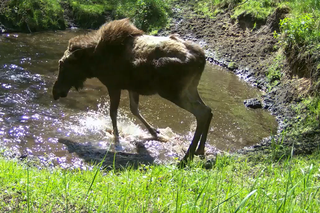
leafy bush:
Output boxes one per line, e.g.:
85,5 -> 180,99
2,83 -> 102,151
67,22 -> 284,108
115,0 -> 171,32
67,0 -> 114,28
279,13 -> 320,47
1,0 -> 65,32
1,0 -> 172,32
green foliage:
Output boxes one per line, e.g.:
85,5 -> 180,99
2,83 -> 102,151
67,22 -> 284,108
1,0 -> 65,32
233,0 -> 278,20
194,1 -> 216,18
285,0 -> 320,14
275,0 -> 320,93
115,0 -> 172,32
275,0 -> 320,60
0,0 -> 172,32
279,13 -> 320,47
270,132 -> 291,161
67,0 -> 113,28
266,53 -> 284,91
293,97 -> 320,134
194,0 -> 242,18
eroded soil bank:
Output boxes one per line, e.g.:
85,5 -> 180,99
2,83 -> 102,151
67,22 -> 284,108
164,4 -> 319,156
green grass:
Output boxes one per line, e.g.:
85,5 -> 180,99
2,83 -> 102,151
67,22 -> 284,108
1,151 -> 320,212
292,97 -> 320,135
233,0 -> 277,20
266,52 -> 284,91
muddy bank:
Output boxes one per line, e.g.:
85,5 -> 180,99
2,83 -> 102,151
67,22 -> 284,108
164,4 -> 319,156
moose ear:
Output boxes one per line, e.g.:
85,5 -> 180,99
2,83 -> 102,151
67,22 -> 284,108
72,48 -> 94,59
63,49 -> 83,61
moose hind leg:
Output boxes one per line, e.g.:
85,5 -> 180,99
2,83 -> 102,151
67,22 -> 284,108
192,90 -> 213,156
129,91 -> 159,138
108,89 -> 121,144
195,111 -> 212,156
159,88 -> 212,165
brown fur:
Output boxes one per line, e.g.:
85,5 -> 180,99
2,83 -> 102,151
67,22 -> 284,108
94,18 -> 144,53
53,19 -> 211,166
68,30 -> 100,52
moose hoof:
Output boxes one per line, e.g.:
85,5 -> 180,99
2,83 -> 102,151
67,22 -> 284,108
155,135 -> 169,142
177,160 -> 187,169
114,143 -> 123,152
194,149 -> 205,156
113,136 -> 120,144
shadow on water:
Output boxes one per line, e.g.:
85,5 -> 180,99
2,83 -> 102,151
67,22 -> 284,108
58,138 -> 155,170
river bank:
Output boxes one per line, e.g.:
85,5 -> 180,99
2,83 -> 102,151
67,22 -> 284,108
163,1 -> 320,158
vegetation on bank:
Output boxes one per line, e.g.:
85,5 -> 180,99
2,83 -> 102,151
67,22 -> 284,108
0,0 -> 172,32
1,151 -> 320,212
194,0 -> 320,136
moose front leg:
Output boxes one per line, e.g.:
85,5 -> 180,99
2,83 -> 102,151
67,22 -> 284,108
129,91 -> 159,138
108,89 -> 121,144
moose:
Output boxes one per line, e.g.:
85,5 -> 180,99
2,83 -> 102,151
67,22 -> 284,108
52,18 -> 212,166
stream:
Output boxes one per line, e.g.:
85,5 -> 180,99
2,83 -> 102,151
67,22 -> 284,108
0,31 -> 277,168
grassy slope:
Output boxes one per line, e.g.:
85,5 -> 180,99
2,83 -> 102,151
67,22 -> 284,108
1,153 -> 320,212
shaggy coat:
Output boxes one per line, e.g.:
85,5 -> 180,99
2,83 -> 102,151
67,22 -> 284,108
53,18 -> 212,166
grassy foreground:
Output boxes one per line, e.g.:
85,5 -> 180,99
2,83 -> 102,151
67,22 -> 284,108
1,152 -> 320,212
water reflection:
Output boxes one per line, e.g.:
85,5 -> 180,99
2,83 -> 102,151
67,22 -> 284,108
0,31 -> 277,167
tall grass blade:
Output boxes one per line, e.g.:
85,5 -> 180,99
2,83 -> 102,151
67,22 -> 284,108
306,186 -> 320,211
194,175 -> 211,206
86,149 -> 109,196
64,170 -> 69,213
27,166 -> 30,213
277,180 -> 302,212
233,189 -> 257,213
212,192 -> 239,211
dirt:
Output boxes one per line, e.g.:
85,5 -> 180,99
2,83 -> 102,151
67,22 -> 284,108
161,4 -> 320,157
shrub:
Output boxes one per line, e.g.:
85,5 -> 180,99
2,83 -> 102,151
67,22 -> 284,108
1,0 -> 65,32
115,0 -> 171,32
67,0 -> 115,29
279,13 -> 320,47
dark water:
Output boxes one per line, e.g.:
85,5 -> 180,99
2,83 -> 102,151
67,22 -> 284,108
0,31 -> 277,167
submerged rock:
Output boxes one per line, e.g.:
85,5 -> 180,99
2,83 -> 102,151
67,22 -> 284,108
244,98 -> 262,109
0,22 -> 6,33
